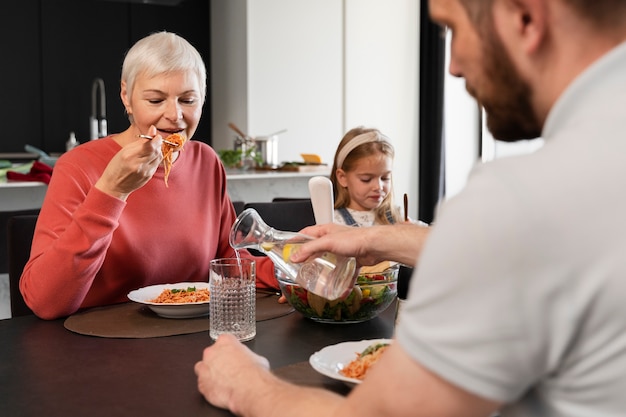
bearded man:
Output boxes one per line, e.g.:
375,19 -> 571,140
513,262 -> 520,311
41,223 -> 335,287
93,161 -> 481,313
195,1 -> 626,416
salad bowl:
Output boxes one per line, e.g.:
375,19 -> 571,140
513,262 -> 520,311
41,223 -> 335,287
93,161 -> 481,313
277,262 -> 398,323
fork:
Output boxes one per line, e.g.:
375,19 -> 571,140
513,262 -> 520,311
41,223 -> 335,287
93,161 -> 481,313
136,134 -> 178,147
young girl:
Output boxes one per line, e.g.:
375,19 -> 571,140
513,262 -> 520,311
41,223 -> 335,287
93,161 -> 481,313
331,126 -> 404,226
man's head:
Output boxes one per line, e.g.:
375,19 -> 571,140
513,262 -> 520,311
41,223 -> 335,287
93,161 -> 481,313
557,1 -> 626,30
430,0 -> 626,141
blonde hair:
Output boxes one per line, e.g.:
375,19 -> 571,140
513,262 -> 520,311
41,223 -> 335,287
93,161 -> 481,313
331,127 -> 402,225
121,31 -> 207,105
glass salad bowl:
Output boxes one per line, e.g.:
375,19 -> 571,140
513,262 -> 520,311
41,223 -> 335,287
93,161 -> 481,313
277,262 -> 398,323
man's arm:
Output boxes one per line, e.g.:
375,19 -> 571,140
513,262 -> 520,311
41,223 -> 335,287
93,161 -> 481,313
292,223 -> 430,267
194,334 -> 500,417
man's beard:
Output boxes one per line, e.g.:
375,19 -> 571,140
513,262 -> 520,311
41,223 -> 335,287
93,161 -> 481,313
473,30 -> 543,141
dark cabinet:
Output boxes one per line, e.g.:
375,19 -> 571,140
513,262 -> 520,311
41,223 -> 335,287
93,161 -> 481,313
0,0 -> 211,154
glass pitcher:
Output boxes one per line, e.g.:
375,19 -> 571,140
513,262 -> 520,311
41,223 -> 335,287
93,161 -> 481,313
230,208 -> 358,300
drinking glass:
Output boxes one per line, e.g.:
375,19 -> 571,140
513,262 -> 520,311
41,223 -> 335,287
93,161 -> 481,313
209,258 -> 256,342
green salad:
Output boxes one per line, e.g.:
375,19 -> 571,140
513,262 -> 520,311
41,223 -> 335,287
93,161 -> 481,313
280,270 -> 397,323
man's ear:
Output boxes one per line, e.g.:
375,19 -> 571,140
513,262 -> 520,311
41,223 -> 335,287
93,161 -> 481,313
498,0 -> 548,54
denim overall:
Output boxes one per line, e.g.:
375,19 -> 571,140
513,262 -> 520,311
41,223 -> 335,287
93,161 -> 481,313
337,207 -> 396,226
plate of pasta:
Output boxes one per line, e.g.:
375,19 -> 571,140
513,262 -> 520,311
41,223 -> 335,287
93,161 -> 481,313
309,338 -> 392,387
127,282 -> 210,319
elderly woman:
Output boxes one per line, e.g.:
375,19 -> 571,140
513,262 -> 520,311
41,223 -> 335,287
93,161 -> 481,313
20,32 -> 278,320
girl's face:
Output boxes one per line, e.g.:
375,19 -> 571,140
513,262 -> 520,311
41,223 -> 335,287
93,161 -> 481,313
336,153 -> 393,211
121,70 -> 203,141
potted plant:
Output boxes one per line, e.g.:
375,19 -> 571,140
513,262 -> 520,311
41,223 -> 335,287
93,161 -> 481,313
217,147 -> 263,170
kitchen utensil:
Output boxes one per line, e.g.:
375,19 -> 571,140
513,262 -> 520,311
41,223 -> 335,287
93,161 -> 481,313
253,129 -> 286,167
264,128 -> 287,137
227,122 -> 251,140
308,176 -> 334,225
253,135 -> 279,167
403,193 -> 408,222
136,134 -> 177,147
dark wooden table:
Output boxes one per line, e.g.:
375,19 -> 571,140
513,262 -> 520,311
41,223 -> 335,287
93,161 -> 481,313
0,302 -> 396,416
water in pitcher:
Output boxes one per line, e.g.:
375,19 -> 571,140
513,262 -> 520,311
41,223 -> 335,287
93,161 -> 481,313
230,208 -> 357,300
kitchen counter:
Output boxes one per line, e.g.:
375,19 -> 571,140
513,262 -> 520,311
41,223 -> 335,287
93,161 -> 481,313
0,166 -> 329,211
225,168 -> 330,203
0,162 -> 47,211
0,182 -> 47,211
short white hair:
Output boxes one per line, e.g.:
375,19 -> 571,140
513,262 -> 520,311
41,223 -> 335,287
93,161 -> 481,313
121,31 -> 207,104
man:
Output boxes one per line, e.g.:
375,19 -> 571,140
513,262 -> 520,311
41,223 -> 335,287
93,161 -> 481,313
195,0 -> 626,415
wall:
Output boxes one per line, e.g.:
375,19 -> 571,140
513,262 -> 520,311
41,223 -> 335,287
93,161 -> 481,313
211,0 -> 343,163
443,32 -> 481,200
443,32 -> 545,200
210,0 -> 420,217
0,0 -> 211,154
344,0 -> 420,218
247,0 -> 343,167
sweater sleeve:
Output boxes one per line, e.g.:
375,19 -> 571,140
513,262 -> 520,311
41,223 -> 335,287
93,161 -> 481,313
19,155 -> 125,320
253,255 -> 279,289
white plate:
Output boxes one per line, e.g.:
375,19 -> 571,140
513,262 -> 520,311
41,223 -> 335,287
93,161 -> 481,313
309,338 -> 392,387
127,282 -> 210,319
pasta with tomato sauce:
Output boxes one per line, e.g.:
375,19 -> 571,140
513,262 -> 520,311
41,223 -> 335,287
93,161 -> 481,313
340,342 -> 389,380
150,287 -> 210,304
162,133 -> 187,187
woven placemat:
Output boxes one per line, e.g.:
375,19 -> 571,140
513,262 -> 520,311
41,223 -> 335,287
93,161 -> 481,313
64,291 -> 293,338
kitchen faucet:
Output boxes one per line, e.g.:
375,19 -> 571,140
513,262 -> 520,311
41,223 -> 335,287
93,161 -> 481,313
90,78 -> 107,140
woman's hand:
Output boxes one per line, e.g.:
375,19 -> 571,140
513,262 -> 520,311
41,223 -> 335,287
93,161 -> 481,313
95,126 -> 164,200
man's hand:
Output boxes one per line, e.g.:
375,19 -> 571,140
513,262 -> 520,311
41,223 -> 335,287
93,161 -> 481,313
194,334 -> 270,413
292,223 -> 429,267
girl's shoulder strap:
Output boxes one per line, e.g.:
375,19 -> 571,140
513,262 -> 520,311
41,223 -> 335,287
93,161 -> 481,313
337,207 -> 359,227
385,209 -> 396,224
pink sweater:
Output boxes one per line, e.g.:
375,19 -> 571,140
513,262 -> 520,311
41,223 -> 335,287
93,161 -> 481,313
20,137 -> 277,319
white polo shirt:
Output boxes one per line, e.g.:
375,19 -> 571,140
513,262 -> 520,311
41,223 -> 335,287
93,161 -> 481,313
397,40 -> 626,416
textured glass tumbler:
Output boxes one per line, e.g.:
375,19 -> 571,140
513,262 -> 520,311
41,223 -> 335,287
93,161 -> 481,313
209,258 -> 256,342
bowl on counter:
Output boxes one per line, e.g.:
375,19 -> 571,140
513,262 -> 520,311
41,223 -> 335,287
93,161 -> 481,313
277,262 -> 398,323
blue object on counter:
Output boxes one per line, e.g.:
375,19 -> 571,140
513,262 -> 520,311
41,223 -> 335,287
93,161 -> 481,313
24,144 -> 58,167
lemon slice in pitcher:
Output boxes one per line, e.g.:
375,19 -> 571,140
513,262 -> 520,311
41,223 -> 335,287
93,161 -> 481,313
261,242 -> 275,251
282,243 -> 301,263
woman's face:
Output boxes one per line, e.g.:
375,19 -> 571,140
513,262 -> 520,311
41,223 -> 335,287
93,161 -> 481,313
336,153 -> 393,212
121,70 -> 203,141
